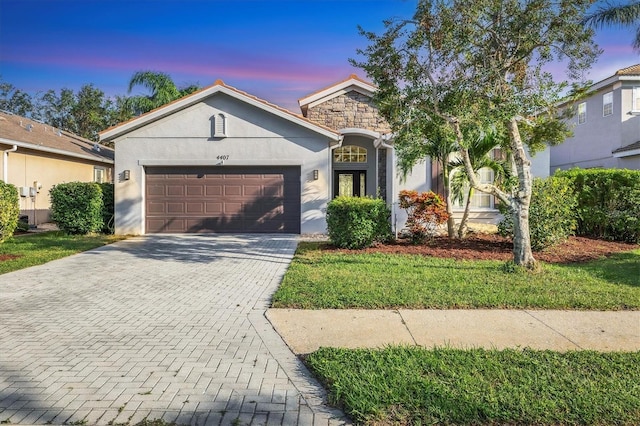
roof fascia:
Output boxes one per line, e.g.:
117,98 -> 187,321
0,138 -> 114,164
298,79 -> 376,108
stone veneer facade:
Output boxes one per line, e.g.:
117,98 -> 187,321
306,91 -> 391,133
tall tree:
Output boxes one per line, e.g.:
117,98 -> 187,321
0,79 -> 34,117
126,71 -> 200,115
354,0 -> 599,269
584,1 -> 640,49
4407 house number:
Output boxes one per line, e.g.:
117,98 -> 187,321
217,155 -> 230,160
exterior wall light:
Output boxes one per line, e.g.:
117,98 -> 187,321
313,169 -> 319,180
123,170 -> 131,181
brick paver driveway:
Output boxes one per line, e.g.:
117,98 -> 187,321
0,235 -> 347,425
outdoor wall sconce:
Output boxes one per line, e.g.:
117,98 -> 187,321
123,170 -> 130,181
313,169 -> 319,180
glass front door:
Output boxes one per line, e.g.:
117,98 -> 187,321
334,171 -> 366,197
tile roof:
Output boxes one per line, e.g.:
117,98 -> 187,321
0,111 -> 114,162
612,140 -> 640,154
616,64 -> 640,76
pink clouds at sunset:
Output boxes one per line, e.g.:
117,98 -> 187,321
0,0 -> 637,112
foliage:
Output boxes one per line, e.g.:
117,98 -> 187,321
556,168 -> 640,243
326,196 -> 391,249
498,176 -> 578,251
0,80 -> 33,116
50,182 -> 104,235
126,70 -> 201,115
98,183 -> 115,234
353,0 -> 599,269
584,0 -> 640,50
398,190 -> 448,243
306,346 -> 640,425
0,232 -> 125,275
0,180 -> 19,243
272,242 -> 640,310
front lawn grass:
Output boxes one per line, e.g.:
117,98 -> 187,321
306,346 -> 640,425
272,242 -> 640,310
0,231 -> 126,274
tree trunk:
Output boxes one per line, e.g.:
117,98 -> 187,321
442,162 -> 457,238
457,187 -> 473,238
506,119 -> 537,269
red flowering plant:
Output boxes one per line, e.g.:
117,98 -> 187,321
398,190 -> 449,243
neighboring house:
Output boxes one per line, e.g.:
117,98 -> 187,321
100,75 -> 548,235
0,111 -> 114,226
551,64 -> 640,171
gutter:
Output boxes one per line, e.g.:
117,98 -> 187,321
2,144 -> 17,182
0,137 -> 114,165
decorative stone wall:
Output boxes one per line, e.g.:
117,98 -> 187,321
306,91 -> 391,133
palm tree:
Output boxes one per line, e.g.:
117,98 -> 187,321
449,129 -> 510,238
584,1 -> 640,49
126,71 -> 200,115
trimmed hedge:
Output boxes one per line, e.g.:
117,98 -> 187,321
98,182 -> 114,234
498,176 -> 577,251
556,168 -> 640,243
327,196 -> 391,249
0,180 -> 19,243
50,182 -> 104,235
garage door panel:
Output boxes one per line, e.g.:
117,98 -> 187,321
145,166 -> 300,233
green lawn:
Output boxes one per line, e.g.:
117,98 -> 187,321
272,242 -> 640,310
306,346 -> 640,425
0,231 -> 126,274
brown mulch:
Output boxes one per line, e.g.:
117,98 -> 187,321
0,254 -> 21,262
325,233 -> 639,264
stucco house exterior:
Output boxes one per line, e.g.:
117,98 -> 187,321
550,64 -> 640,171
0,111 -> 114,226
101,75 -> 549,235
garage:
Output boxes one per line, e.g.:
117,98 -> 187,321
145,166 -> 301,233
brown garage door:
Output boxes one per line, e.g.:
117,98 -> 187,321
145,166 -> 300,233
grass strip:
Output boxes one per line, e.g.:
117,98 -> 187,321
0,231 -> 126,275
306,346 -> 640,425
272,242 -> 640,310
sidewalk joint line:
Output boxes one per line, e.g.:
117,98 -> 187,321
396,310 -> 418,346
523,310 -> 584,350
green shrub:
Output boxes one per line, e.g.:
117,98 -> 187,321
556,168 -> 640,243
50,182 -> 104,235
0,180 -> 19,243
98,182 -> 114,234
498,176 -> 577,251
398,190 -> 449,244
326,196 -> 391,249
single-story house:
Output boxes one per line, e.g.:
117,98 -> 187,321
100,76 -> 549,235
0,111 -> 114,225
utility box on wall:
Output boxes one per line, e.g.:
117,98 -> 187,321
19,186 -> 29,197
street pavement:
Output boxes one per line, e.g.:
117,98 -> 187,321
0,235 -> 348,426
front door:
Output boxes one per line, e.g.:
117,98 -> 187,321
334,171 -> 366,197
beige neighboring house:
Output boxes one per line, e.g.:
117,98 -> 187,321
551,64 -> 640,171
0,111 -> 114,226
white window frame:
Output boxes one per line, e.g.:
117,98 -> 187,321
333,145 -> 368,163
578,102 -> 587,124
603,92 -> 613,117
94,166 -> 106,183
633,87 -> 640,113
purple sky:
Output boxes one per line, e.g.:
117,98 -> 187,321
0,0 -> 637,112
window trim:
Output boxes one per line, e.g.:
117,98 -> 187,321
93,166 -> 106,183
633,87 -> 640,113
333,145 -> 368,163
603,91 -> 613,117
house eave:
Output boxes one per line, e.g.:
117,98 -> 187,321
0,137 -> 114,165
612,148 -> 640,158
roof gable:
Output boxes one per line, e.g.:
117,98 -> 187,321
298,74 -> 377,116
0,112 -> 114,163
100,80 -> 341,142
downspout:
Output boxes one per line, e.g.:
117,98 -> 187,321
2,145 -> 17,182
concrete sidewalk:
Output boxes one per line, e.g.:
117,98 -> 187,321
267,309 -> 640,354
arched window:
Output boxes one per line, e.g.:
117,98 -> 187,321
333,145 -> 367,163
214,113 -> 227,137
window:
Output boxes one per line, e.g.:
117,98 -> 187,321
603,92 -> 613,116
94,167 -> 106,183
214,113 -> 227,137
578,102 -> 587,124
333,145 -> 367,163
634,87 -> 640,112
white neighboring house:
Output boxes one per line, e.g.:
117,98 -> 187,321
551,64 -> 640,171
100,76 -> 549,235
